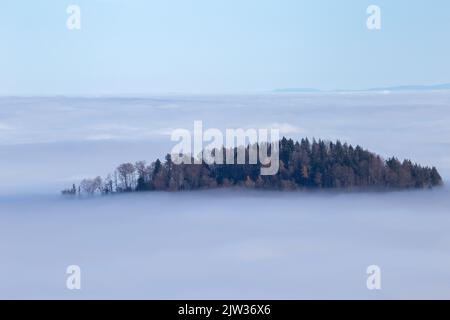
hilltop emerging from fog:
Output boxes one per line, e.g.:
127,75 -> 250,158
62,138 -> 443,195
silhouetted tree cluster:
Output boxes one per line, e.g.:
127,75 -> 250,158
62,138 -> 443,195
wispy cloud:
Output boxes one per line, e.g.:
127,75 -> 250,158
267,123 -> 306,135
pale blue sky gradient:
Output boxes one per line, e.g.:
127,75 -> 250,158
1,0 -> 449,95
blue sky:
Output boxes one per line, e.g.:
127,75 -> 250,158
1,0 -> 449,95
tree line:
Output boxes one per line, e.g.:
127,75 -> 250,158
62,137 -> 443,195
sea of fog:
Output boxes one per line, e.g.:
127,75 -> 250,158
0,92 -> 450,299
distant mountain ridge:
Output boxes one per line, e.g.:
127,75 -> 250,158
274,83 -> 450,93
273,88 -> 321,93
366,83 -> 450,92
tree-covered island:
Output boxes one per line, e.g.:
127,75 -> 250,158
62,137 -> 443,195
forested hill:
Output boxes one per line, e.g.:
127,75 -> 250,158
62,138 -> 443,195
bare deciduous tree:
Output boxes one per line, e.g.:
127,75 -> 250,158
116,163 -> 136,191
80,176 -> 102,195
